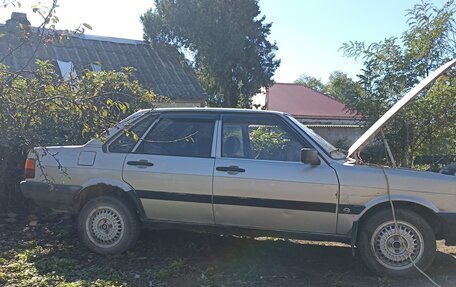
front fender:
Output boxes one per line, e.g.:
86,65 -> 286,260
359,194 -> 440,218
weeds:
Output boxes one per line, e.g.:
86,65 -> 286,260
1,211 -> 455,287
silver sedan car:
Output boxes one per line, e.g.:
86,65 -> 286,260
21,61 -> 456,278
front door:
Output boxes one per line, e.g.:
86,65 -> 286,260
212,114 -> 339,234
122,114 -> 217,224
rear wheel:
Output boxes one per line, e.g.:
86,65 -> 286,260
78,196 -> 140,254
358,208 -> 436,277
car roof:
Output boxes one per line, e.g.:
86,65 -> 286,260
148,107 -> 288,116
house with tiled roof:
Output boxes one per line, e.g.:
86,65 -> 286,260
0,12 -> 206,106
252,83 -> 366,146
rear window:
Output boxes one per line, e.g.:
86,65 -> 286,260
108,115 -> 157,153
136,118 -> 215,158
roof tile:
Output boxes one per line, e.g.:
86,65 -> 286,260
267,83 -> 361,120
0,18 -> 206,102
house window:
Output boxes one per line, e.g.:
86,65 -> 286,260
90,63 -> 102,72
57,60 -> 77,80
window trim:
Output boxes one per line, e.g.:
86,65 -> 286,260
133,116 -> 217,159
106,113 -> 159,153
130,116 -> 160,153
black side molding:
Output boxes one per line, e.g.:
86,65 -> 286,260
136,190 -> 365,215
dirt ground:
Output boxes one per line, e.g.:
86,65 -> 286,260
0,211 -> 455,287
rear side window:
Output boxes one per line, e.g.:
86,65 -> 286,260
136,118 -> 215,157
108,115 -> 157,153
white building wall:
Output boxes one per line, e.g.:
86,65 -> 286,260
251,88 -> 267,109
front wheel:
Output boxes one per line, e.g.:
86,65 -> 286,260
78,196 -> 140,255
358,208 -> 436,277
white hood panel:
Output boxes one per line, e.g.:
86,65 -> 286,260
347,58 -> 456,158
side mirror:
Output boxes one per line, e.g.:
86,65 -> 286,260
301,148 -> 321,166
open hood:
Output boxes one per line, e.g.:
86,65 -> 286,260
347,58 -> 456,159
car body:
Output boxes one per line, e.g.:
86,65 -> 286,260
441,163 -> 456,176
21,60 -> 456,277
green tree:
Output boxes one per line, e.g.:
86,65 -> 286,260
141,0 -> 280,108
323,71 -> 364,107
340,0 -> 456,166
294,74 -> 325,92
0,1 -> 162,210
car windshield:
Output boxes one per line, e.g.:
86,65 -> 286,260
287,115 -> 347,160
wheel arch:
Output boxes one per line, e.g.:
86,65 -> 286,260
360,195 -> 440,216
77,178 -> 145,219
352,196 -> 445,247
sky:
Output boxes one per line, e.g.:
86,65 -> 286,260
0,0 -> 449,83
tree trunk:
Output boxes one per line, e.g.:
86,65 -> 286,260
403,121 -> 412,167
220,81 -> 241,108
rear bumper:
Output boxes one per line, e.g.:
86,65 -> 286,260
439,212 -> 456,246
20,181 -> 81,212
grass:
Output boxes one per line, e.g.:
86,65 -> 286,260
1,211 -> 456,287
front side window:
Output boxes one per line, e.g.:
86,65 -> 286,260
222,123 -> 246,158
222,116 -> 309,162
287,115 -> 346,159
137,118 -> 215,157
109,114 -> 157,153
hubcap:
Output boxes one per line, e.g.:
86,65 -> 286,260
371,220 -> 424,270
86,206 -> 125,248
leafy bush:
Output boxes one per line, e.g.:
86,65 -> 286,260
0,60 -> 160,210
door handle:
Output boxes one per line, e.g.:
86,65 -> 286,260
216,165 -> 245,173
127,160 -> 154,167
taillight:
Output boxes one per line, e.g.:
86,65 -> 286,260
24,159 -> 36,178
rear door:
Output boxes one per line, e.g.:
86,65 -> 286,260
122,113 -> 217,224
212,114 -> 340,234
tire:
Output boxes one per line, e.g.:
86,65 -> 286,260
78,195 -> 140,255
358,208 -> 436,277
